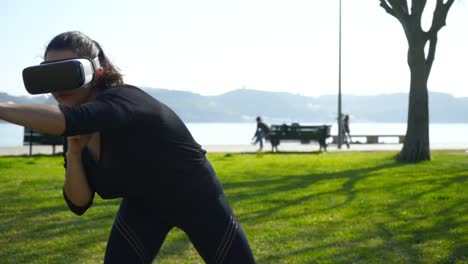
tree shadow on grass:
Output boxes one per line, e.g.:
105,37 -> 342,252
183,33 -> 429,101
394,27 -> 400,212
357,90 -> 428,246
0,196 -> 119,263
238,151 -> 325,155
155,228 -> 204,263
220,160 -> 468,263
224,162 -> 404,223
2,155 -> 466,263
378,173 -> 468,263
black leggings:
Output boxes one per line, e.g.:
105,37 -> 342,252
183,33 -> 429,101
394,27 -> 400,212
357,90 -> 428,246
104,195 -> 255,264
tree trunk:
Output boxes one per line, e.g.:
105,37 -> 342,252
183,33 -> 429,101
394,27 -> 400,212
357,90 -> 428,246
397,36 -> 431,162
379,0 -> 455,162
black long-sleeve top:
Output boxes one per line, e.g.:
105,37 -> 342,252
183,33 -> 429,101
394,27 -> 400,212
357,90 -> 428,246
61,85 -> 222,215
253,122 -> 269,138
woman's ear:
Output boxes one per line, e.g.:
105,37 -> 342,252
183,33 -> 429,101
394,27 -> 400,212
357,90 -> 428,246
95,67 -> 104,78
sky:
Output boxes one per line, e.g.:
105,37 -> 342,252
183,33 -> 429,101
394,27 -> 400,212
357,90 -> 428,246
1,0 -> 467,98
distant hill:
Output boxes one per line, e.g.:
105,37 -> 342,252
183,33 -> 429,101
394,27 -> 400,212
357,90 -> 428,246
142,88 -> 468,123
1,88 -> 467,123
0,92 -> 51,104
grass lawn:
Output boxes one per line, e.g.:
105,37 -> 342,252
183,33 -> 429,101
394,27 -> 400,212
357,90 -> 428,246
0,150 -> 467,263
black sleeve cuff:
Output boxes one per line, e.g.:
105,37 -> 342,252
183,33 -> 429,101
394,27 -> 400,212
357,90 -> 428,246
63,188 -> 95,216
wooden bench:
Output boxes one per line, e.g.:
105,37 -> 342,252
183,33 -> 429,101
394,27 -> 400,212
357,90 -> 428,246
23,128 -> 63,156
266,124 -> 332,152
331,135 -> 405,144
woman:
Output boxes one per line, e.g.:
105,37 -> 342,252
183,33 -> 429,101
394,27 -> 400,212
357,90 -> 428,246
0,31 -> 255,263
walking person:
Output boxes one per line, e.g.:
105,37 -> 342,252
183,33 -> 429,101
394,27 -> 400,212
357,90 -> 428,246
0,31 -> 255,264
342,114 -> 352,149
251,116 -> 270,152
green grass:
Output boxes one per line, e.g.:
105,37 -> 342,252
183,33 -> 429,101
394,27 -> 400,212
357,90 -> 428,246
0,151 -> 467,263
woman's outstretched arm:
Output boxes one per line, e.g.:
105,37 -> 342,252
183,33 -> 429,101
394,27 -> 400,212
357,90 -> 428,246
0,103 -> 65,135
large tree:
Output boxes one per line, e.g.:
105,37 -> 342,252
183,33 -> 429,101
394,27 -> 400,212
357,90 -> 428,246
379,0 -> 455,162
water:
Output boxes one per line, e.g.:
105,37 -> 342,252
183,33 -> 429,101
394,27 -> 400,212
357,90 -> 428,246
0,123 -> 24,147
2,122 -> 468,147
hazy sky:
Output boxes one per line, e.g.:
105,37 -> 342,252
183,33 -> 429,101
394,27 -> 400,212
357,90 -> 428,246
1,0 -> 467,97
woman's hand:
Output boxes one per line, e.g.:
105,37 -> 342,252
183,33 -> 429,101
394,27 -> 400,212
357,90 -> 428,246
67,134 -> 93,155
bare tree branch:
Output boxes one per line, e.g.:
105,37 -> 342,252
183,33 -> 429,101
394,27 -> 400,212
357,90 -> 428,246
379,0 -> 409,25
388,0 -> 410,16
395,0 -> 409,14
424,0 -> 454,80
425,35 -> 438,79
428,0 -> 455,35
380,0 -> 398,17
411,0 -> 427,18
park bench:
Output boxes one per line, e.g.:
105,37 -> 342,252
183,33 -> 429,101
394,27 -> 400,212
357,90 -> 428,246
23,128 -> 63,156
331,135 -> 405,144
266,123 -> 332,152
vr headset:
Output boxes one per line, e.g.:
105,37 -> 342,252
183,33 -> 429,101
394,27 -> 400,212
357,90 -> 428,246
22,57 -> 101,95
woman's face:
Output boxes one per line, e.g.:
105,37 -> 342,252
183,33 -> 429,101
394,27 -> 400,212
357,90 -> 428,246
45,49 -> 97,106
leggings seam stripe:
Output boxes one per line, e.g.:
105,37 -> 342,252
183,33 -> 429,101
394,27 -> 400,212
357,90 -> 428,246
114,222 -> 146,263
218,220 -> 238,264
118,211 -> 145,250
215,216 -> 237,263
117,212 -> 146,251
115,216 -> 146,256
214,215 -> 233,262
114,220 -> 146,261
116,218 -> 144,252
216,218 -> 236,264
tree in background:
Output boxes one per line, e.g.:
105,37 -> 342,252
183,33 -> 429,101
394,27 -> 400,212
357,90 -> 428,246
379,0 -> 455,162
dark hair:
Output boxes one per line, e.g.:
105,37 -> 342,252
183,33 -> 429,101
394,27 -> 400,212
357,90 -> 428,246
44,31 -> 123,89
256,116 -> 261,122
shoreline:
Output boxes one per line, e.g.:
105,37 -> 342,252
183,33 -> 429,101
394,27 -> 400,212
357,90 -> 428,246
1,143 -> 467,156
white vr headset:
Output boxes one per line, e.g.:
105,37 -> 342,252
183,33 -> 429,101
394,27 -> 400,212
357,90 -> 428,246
22,57 -> 101,95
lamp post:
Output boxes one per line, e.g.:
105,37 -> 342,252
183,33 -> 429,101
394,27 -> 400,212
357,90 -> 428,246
337,0 -> 343,149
